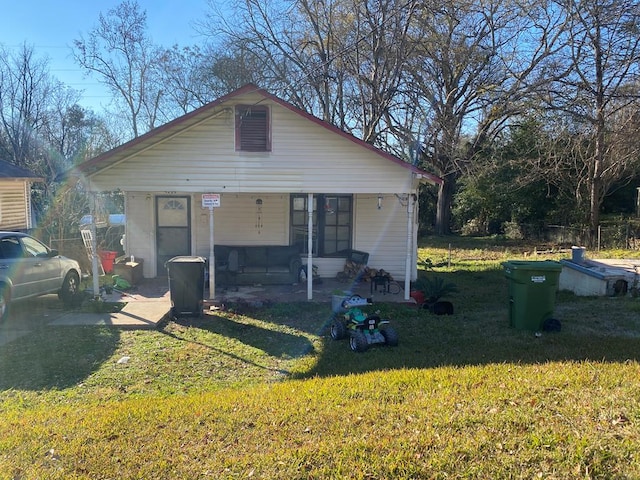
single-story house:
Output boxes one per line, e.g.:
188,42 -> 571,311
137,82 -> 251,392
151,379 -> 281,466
0,160 -> 43,231
67,84 -> 442,300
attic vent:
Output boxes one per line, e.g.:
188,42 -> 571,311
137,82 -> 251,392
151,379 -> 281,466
236,105 -> 271,152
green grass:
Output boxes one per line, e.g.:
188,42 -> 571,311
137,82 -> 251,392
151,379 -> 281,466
2,237 -> 640,478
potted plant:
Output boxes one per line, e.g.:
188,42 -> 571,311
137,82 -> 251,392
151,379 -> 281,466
413,276 -> 458,315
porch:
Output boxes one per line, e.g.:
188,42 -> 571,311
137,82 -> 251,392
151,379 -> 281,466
209,276 -> 413,307
48,275 -> 416,330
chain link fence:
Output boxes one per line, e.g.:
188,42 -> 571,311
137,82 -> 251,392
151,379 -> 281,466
49,226 -> 125,273
504,222 -> 640,251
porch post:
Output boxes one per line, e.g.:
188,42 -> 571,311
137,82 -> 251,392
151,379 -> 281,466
307,193 -> 313,300
208,206 -> 215,299
403,193 -> 415,301
90,192 -> 100,300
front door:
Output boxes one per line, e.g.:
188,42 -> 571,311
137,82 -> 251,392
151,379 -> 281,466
156,196 -> 191,274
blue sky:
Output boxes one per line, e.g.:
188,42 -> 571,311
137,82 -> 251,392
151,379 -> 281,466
0,0 -> 211,110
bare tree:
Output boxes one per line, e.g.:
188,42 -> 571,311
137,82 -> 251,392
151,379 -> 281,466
73,0 -> 165,138
541,0 -> 640,242
341,0 -> 419,145
200,0 -> 339,120
0,43 -> 119,240
157,43 -> 261,115
0,44 -> 53,172
42,101 -> 119,167
201,0 -> 419,145
405,0 -> 568,234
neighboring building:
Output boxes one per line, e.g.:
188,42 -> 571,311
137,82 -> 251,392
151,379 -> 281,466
67,84 -> 442,299
0,160 -> 43,231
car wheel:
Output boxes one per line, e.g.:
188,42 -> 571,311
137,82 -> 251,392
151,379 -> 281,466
59,271 -> 80,307
381,326 -> 399,346
0,285 -> 9,322
349,330 -> 369,352
330,319 -> 347,340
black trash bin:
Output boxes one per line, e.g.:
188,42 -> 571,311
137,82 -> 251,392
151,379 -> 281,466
165,256 -> 206,318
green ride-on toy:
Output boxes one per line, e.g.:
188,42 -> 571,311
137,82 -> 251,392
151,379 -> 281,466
330,294 -> 399,352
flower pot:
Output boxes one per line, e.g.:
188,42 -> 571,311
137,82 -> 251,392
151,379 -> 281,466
410,290 -> 425,305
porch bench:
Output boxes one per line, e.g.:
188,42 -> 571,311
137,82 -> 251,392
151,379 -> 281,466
214,245 -> 302,286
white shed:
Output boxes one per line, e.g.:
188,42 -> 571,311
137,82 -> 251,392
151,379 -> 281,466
69,84 -> 442,300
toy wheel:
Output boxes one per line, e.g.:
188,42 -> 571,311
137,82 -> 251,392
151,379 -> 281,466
542,317 -> 561,332
349,330 -> 369,352
330,319 -> 347,340
382,326 -> 399,346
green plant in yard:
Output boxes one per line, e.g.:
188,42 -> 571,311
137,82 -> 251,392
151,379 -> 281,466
84,299 -> 125,313
414,275 -> 458,303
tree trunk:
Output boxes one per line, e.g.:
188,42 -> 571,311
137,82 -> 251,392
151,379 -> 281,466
588,22 -> 605,248
435,172 -> 456,235
588,141 -> 603,247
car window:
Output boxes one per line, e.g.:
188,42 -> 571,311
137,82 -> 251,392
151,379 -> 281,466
0,237 -> 25,259
21,236 -> 50,258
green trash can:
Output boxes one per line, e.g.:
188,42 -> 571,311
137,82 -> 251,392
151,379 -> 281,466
502,260 -> 562,331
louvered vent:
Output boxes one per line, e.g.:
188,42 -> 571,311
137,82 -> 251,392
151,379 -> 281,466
236,105 -> 270,152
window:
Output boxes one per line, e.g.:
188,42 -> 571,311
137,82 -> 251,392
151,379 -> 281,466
21,236 -> 49,258
0,237 -> 23,259
290,194 -> 352,256
236,105 -> 271,152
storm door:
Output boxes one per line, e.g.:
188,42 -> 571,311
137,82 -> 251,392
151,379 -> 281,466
156,196 -> 191,273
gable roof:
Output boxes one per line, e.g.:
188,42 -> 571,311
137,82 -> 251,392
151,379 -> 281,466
0,160 -> 43,181
66,84 -> 442,185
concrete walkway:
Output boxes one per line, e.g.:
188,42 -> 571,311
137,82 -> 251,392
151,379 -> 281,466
49,298 -> 170,328
49,277 -> 172,328
0,279 -> 171,347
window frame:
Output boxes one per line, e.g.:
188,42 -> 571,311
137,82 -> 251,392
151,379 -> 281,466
235,104 -> 271,152
290,194 -> 353,257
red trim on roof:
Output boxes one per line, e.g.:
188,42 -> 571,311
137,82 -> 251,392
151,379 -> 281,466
70,83 -> 442,185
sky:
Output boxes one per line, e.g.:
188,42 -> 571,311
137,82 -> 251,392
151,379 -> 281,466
0,0 -> 212,111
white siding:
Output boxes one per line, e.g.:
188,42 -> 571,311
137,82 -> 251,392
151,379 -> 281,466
353,194 -> 415,280
193,193 -> 289,257
124,191 -> 417,280
125,192 -> 155,277
90,95 -> 417,194
298,195 -> 417,281
126,192 -> 292,277
0,180 -> 30,230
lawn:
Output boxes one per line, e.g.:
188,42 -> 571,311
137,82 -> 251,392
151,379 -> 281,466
1,237 -> 639,479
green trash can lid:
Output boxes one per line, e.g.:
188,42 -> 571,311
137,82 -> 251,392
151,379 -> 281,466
502,260 -> 562,271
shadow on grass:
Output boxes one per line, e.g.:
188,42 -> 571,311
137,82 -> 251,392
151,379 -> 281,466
167,313 -> 315,359
219,300 -> 339,336
227,266 -> 640,379
301,281 -> 640,378
0,326 -> 120,390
